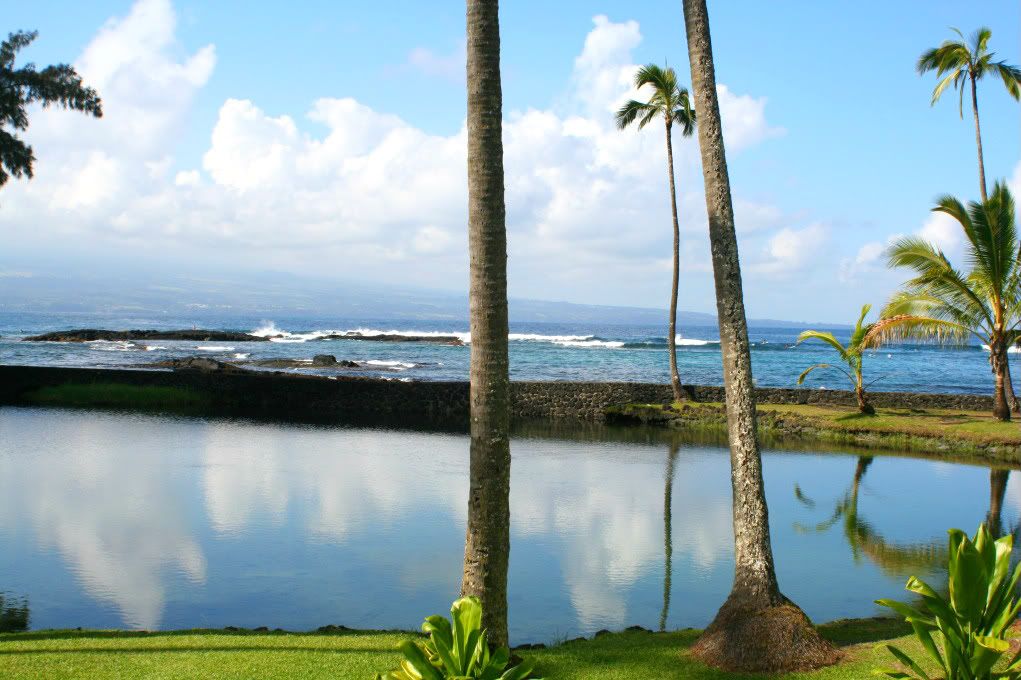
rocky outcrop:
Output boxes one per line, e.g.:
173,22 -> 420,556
24,329 -> 267,343
149,357 -> 248,373
246,356 -> 360,369
319,332 -> 464,346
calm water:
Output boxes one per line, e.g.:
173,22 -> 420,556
1,311 -> 1017,394
0,406 -> 1014,642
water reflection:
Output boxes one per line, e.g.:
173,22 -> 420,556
0,407 -> 1013,641
0,593 -> 29,632
794,456 -> 946,577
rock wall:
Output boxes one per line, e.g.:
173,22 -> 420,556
0,365 -> 996,424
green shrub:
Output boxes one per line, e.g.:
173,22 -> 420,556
876,524 -> 1021,679
376,596 -> 539,680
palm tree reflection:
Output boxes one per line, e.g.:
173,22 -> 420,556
0,592 -> 29,632
660,442 -> 678,632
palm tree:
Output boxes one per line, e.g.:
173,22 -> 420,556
616,66 -> 696,403
796,305 -> 878,415
918,27 -> 1021,202
461,0 -> 511,647
680,0 -> 838,671
918,28 -> 1021,412
865,183 -> 1020,422
0,30 -> 102,187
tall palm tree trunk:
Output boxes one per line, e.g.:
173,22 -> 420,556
681,0 -> 838,671
659,442 -> 678,632
461,0 -> 511,647
665,122 -> 684,402
1004,353 -> 1020,414
970,75 -> 987,202
990,339 -> 1011,422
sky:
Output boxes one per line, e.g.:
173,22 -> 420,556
0,0 -> 1018,323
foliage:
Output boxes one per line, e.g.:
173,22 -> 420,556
876,524 -> 1021,679
376,597 -> 538,680
796,304 -> 878,413
0,30 -> 102,187
918,27 -> 1021,117
615,64 -> 695,134
866,183 -> 1020,420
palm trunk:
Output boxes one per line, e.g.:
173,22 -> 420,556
971,74 -> 987,202
1004,352 -> 1020,413
682,0 -> 838,671
854,385 -> 874,416
665,121 -> 684,402
990,339 -> 1011,422
987,468 -> 1009,538
462,0 -> 511,647
659,442 -> 678,632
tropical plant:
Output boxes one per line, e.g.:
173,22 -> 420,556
865,183 -> 1020,421
918,27 -> 1021,202
615,64 -> 696,403
376,597 -> 538,680
919,27 -> 1021,413
0,30 -> 102,187
876,524 -> 1021,680
680,0 -> 838,671
796,304 -> 879,414
462,0 -> 512,647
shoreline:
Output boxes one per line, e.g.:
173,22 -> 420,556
1,364 -> 1016,463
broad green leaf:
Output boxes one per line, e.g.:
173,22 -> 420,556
884,644 -> 930,680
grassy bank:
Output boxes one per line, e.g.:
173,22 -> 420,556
0,618 -> 920,679
607,401 -> 1021,461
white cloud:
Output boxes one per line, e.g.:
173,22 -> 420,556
406,42 -> 465,82
0,3 -> 787,306
752,222 -> 828,277
917,210 -> 961,255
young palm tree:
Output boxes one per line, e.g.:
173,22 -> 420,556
796,304 -> 878,415
461,0 -> 511,647
0,30 -> 102,187
680,0 -> 838,671
918,27 -> 1021,202
615,65 -> 696,403
866,183 -> 1020,422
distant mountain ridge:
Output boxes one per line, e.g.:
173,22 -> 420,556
0,267 -> 842,329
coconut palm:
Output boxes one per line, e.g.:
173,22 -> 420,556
615,65 -> 696,403
659,442 -> 678,632
918,27 -> 1021,202
680,0 -> 838,671
918,28 -> 1021,412
866,183 -> 1020,422
461,0 -> 511,647
0,30 -> 102,188
796,305 -> 878,415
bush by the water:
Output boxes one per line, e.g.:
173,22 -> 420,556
876,524 -> 1021,679
376,596 -> 538,680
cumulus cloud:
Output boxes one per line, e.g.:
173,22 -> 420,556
405,42 -> 465,82
0,2 -> 789,305
751,223 -> 829,277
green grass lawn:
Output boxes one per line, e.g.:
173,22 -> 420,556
0,619 -> 925,679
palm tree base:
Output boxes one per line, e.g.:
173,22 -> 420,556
689,599 -> 841,672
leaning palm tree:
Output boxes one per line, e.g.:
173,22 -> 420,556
918,28 -> 1021,412
865,183 -> 1020,422
680,0 -> 839,671
615,65 -> 696,403
461,0 -> 512,647
796,304 -> 878,415
918,27 -> 1021,202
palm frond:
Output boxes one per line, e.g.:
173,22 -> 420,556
862,314 -> 975,348
994,62 -> 1021,100
796,330 -> 849,362
615,99 -> 655,130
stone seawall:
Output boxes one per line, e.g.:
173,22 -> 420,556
0,365 -> 996,423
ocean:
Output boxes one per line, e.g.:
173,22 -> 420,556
0,311 -> 1013,395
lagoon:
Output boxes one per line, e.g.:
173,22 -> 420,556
0,406 -> 1013,643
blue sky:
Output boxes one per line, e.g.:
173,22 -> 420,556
2,0 -> 1019,323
